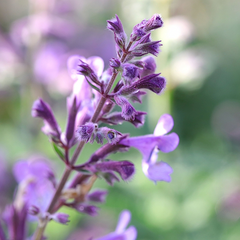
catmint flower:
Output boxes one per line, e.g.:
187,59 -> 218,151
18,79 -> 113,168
87,190 -> 108,203
84,160 -> 135,181
139,56 -> 157,77
131,40 -> 162,57
100,111 -> 146,128
109,58 -> 121,69
118,73 -> 166,95
95,210 -> 137,240
50,213 -> 70,225
32,98 -> 61,140
122,63 -> 140,84
107,15 -> 127,49
114,95 -> 137,121
76,122 -> 98,143
120,114 -> 179,183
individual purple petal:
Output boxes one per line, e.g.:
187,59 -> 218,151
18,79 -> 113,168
123,226 -> 137,240
157,133 -> 179,153
142,161 -> 173,183
120,135 -> 160,162
115,210 -> 131,233
154,114 -> 174,136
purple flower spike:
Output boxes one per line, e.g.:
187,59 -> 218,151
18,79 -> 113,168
87,190 -> 108,203
120,114 -> 179,183
96,210 -> 137,240
114,95 -> 137,121
51,213 -> 70,225
32,99 -> 61,139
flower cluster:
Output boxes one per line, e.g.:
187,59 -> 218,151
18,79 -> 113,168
0,14 -> 179,240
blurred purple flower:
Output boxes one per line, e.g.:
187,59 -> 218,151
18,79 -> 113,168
120,114 -> 179,183
13,157 -> 55,217
95,210 -> 137,240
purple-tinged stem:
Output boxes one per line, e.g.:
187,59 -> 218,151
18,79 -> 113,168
33,41 -> 133,240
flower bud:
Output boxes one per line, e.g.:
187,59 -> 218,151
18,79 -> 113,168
114,95 -> 137,121
76,122 -> 97,142
107,15 -> 126,49
118,73 -> 166,95
131,41 -> 162,57
72,204 -> 99,216
94,160 -> 135,181
109,58 -> 121,69
143,14 -> 164,32
122,63 -> 140,84
51,213 -> 69,225
78,60 -> 101,86
32,99 -> 61,140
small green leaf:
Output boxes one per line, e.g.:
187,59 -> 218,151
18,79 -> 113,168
85,78 -> 101,92
52,142 -> 65,161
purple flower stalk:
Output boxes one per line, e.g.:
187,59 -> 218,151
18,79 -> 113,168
23,13 -> 179,240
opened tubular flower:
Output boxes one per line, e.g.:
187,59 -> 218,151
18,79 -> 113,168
120,114 -> 179,183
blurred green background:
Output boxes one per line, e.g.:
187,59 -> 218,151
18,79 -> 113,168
1,0 -> 240,239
